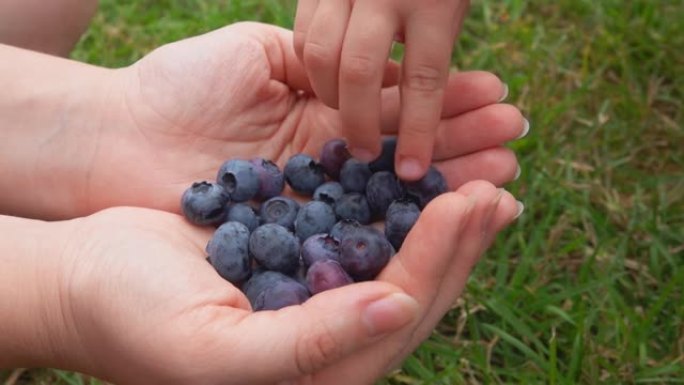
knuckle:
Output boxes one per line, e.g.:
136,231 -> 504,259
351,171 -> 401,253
340,55 -> 378,84
303,40 -> 336,68
294,323 -> 342,374
404,64 -> 445,92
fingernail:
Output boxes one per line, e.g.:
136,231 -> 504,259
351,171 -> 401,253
349,148 -> 376,163
498,83 -> 509,102
514,201 -> 525,219
397,157 -> 424,181
514,165 -> 522,181
516,118 -> 530,140
362,292 -> 418,337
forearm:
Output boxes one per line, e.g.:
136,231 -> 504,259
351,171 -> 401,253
0,44 -> 116,219
0,215 -> 77,369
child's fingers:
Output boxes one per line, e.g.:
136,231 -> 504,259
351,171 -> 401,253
394,5 -> 463,181
293,0 -> 319,61
434,147 -> 520,189
302,0 -> 351,107
338,1 -> 399,162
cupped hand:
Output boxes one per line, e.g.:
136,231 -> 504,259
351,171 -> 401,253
293,0 -> 477,179
55,181 -> 519,385
84,22 -> 523,215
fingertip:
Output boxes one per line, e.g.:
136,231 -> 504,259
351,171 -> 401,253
396,155 -> 428,181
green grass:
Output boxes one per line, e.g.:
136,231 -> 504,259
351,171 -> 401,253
2,0 -> 683,384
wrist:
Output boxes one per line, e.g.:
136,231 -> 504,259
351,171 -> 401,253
0,215 -> 84,370
0,44 -> 123,219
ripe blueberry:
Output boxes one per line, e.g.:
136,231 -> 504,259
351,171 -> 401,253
319,138 -> 351,179
284,154 -> 326,196
335,193 -> 372,225
385,199 -> 421,250
259,196 -> 299,231
313,181 -> 345,206
368,136 -> 397,173
301,233 -> 340,267
250,158 -> 285,201
338,225 -> 393,281
225,203 -> 259,232
249,224 -> 301,274
404,166 -> 448,208
295,201 -> 337,242
306,259 -> 353,295
206,221 -> 252,284
339,159 -> 372,193
217,159 -> 260,202
181,181 -> 230,226
365,171 -> 404,218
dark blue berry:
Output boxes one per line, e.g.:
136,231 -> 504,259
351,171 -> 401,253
250,158 -> 285,201
284,154 -> 326,196
295,201 -> 336,242
329,219 -> 363,242
385,199 -> 421,250
259,196 -> 300,231
338,225 -> 393,281
313,181 -> 345,206
181,181 -> 230,226
217,159 -> 260,202
206,221 -> 252,284
319,139 -> 351,179
368,136 -> 397,173
339,159 -> 372,193
403,166 -> 448,208
335,193 -> 372,224
225,203 -> 259,231
253,279 -> 310,311
243,270 -> 292,305
306,259 -> 353,295
301,234 -> 340,267
249,224 -> 301,274
365,171 -> 404,218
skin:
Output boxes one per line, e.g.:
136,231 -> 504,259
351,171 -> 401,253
294,0 -> 480,181
0,182 -> 520,385
0,21 -> 526,384
1,23 -> 524,220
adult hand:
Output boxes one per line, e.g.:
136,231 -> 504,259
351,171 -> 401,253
293,0 -> 477,180
84,22 -> 522,216
47,181 -> 519,385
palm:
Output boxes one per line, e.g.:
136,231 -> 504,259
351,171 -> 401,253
113,24 -> 338,213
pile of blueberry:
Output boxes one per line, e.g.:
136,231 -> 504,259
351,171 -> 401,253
180,138 -> 447,311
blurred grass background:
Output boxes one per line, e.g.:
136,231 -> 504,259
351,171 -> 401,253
2,0 -> 682,384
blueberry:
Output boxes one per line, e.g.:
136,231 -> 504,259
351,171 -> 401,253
368,137 -> 397,173
243,270 -> 292,305
253,279 -> 310,311
206,221 -> 252,284
301,233 -> 340,267
306,260 -> 353,295
365,171 -> 404,218
339,159 -> 373,193
338,225 -> 393,281
259,196 -> 300,231
181,181 -> 230,226
313,182 -> 345,206
295,201 -> 337,242
403,166 -> 448,208
217,159 -> 260,202
250,158 -> 285,201
284,154 -> 326,196
385,199 -> 421,250
329,219 -> 363,242
335,193 -> 372,224
319,138 -> 351,179
225,203 -> 259,231
249,224 -> 301,274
